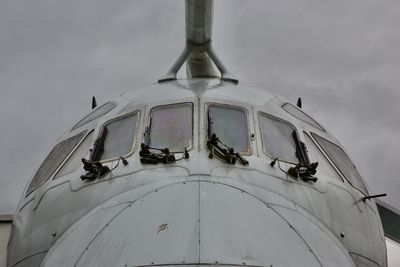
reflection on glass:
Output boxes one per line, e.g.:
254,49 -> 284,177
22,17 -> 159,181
150,103 -> 193,152
259,113 -> 297,163
27,131 -> 86,195
72,102 -> 115,130
303,133 -> 341,181
54,131 -> 94,179
209,105 -> 249,152
282,103 -> 324,131
101,113 -> 138,160
312,133 -> 368,194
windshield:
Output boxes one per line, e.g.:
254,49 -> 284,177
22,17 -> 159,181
72,102 -> 115,130
208,104 -> 249,152
282,103 -> 324,131
311,133 -> 368,194
54,131 -> 94,179
27,131 -> 86,196
149,103 -> 193,152
259,113 -> 298,163
100,112 -> 139,160
303,132 -> 342,181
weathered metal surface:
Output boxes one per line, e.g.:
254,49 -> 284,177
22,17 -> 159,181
198,182 -> 321,266
186,0 -> 212,45
41,182 -> 200,267
40,179 -> 360,267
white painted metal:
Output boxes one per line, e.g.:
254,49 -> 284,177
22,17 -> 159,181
160,1 -> 236,83
186,0 -> 213,44
185,0 -> 219,79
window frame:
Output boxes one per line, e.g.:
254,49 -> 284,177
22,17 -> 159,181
147,102 -> 194,153
310,132 -> 369,195
258,111 -> 301,164
97,110 -> 141,163
26,130 -> 87,197
206,103 -> 251,155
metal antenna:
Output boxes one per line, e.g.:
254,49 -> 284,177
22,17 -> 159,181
297,97 -> 302,109
92,96 -> 97,110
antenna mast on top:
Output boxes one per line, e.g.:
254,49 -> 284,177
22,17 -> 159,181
158,0 -> 238,83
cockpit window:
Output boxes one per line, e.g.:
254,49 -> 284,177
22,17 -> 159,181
26,131 -> 86,196
208,104 -> 249,152
100,112 -> 139,160
303,132 -> 342,181
311,133 -> 368,195
259,113 -> 298,163
282,103 -> 324,131
71,102 -> 115,131
54,131 -> 94,179
149,103 -> 193,152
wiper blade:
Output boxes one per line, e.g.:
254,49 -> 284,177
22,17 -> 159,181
81,127 -> 110,181
292,130 -> 308,165
91,127 -> 108,161
288,130 -> 318,182
139,143 -> 189,164
207,133 -> 249,165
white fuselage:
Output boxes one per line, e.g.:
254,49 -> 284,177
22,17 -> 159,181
7,79 -> 386,267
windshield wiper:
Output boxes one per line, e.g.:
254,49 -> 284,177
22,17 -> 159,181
288,130 -> 318,182
81,127 -> 110,181
207,133 -> 249,165
139,143 -> 189,164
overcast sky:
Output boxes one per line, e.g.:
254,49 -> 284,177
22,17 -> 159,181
1,0 -> 400,243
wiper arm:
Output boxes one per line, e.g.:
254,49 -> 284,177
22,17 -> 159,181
139,143 -> 189,164
288,130 -> 318,182
80,158 -> 110,181
292,130 -> 308,164
81,127 -> 110,181
91,127 -> 108,161
207,133 -> 249,165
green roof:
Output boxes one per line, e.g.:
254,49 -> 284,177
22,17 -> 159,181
377,200 -> 400,243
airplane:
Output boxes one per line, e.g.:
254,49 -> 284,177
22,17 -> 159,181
6,0 -> 396,266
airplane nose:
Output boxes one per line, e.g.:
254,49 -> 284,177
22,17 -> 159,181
41,180 -> 354,267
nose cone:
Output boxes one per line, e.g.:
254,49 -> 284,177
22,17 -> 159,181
42,180 -> 354,267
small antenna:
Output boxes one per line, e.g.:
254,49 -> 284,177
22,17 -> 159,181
297,98 -> 302,109
92,96 -> 97,109
362,193 -> 387,202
